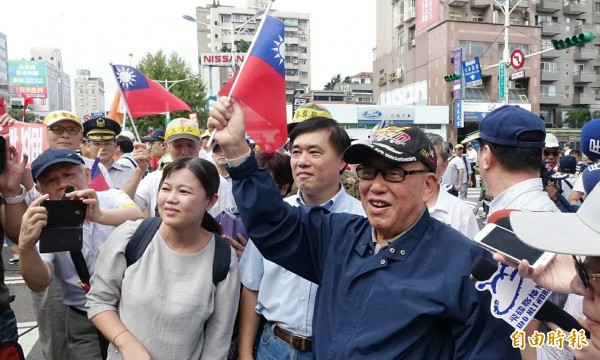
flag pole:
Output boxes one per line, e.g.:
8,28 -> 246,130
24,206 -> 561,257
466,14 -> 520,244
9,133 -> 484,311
206,0 -> 276,148
110,64 -> 143,142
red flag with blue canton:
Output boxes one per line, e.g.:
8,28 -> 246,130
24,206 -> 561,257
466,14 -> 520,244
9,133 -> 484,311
112,65 -> 191,118
219,15 -> 287,153
89,156 -> 110,191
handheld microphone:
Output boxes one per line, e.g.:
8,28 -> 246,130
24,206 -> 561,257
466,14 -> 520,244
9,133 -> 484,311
471,258 -> 590,338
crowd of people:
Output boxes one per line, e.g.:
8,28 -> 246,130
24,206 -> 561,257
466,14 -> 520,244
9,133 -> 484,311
0,99 -> 598,359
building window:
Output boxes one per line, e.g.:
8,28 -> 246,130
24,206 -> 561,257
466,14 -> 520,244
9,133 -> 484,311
509,16 -> 523,25
449,11 -> 462,20
221,15 -> 231,24
595,1 -> 600,11
498,43 -> 531,55
574,64 -> 584,74
284,18 -> 298,27
540,85 -> 556,96
459,41 -> 493,57
232,14 -> 244,22
472,14 -> 483,22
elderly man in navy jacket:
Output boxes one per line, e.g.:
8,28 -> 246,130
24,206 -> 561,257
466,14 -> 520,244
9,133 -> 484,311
208,96 -> 518,359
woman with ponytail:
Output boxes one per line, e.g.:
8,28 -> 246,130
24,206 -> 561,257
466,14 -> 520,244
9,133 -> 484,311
86,157 -> 240,360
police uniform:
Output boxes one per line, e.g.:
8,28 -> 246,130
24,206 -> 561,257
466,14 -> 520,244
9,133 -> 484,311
83,117 -> 134,189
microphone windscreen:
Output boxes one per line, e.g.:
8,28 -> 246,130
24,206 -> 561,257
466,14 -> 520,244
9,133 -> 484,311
470,258 -> 498,282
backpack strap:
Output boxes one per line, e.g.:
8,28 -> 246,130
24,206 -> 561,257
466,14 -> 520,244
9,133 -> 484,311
212,234 -> 231,286
125,218 -> 162,267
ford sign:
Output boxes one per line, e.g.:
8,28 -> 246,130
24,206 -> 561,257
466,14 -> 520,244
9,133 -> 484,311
362,110 -> 383,119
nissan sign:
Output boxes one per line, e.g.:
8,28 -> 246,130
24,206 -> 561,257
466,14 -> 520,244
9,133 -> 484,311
200,53 -> 246,67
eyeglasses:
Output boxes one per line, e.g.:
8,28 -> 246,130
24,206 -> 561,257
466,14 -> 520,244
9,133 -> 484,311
355,165 -> 430,183
572,255 -> 600,290
543,149 -> 560,157
48,125 -> 81,135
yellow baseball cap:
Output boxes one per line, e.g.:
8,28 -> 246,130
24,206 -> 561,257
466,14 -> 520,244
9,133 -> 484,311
43,110 -> 83,130
165,118 -> 201,142
289,103 -> 333,133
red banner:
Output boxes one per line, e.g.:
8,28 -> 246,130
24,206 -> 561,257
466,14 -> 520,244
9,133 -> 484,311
6,122 -> 48,167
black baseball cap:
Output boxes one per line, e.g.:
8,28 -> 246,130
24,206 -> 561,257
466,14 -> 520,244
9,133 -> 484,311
343,126 -> 437,172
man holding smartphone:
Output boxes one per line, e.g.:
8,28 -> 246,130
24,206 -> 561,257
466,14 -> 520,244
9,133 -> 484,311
18,149 -> 143,359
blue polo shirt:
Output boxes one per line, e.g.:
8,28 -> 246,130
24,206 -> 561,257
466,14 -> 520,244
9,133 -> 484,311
229,156 -> 518,359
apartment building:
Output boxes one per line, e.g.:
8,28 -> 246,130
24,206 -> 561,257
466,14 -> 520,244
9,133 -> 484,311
193,1 -> 311,102
374,0 -> 599,139
73,69 -> 105,118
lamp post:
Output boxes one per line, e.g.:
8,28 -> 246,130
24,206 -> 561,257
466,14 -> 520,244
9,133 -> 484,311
156,77 -> 195,126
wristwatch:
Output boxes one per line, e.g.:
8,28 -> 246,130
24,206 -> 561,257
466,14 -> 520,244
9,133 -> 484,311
3,184 -> 26,205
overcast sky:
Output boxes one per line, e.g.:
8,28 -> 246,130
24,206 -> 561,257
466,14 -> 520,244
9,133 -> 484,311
2,0 -> 375,108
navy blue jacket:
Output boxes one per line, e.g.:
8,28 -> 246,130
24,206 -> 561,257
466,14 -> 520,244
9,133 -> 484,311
229,156 -> 518,359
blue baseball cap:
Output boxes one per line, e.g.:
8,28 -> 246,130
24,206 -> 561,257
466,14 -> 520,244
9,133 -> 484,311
31,149 -> 85,182
580,119 -> 600,161
558,155 -> 577,173
582,163 -> 600,194
477,105 -> 546,148
142,129 -> 165,142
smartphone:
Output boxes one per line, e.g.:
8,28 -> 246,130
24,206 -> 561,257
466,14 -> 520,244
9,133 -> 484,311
39,199 -> 87,253
474,223 -> 555,270
217,209 -> 248,241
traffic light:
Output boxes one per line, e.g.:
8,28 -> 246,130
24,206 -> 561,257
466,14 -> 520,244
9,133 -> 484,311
552,32 -> 596,50
444,73 -> 462,82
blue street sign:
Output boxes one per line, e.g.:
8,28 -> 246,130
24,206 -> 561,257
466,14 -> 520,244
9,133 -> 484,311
462,57 -> 482,87
90,112 -> 105,118
454,100 -> 464,129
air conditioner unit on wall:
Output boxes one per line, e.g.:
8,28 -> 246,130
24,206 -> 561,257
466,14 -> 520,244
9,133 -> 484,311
410,39 -> 416,47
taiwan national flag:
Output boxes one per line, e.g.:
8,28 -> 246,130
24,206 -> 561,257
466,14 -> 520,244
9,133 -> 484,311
112,65 -> 191,118
219,15 -> 287,153
89,157 -> 110,192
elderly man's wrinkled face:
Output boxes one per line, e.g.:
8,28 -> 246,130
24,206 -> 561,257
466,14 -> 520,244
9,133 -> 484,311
358,155 -> 436,242
35,163 -> 89,200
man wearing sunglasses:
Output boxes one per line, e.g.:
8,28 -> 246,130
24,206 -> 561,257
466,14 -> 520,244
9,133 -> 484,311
209,96 -> 518,359
544,133 -> 561,170
508,182 -> 600,352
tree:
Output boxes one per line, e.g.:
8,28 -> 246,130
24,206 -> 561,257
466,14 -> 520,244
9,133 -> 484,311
133,50 -> 207,135
343,76 -> 352,84
324,74 -> 342,90
235,40 -> 251,53
564,108 -> 592,128
8,108 -> 35,122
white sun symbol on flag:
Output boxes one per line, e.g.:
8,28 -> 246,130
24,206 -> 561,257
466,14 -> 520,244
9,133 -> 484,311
116,66 -> 137,88
272,35 -> 285,65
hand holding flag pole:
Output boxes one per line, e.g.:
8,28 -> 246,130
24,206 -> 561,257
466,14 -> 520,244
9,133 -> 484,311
207,0 -> 288,153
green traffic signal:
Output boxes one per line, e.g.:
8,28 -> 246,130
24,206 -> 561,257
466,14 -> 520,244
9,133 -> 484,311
444,73 -> 462,82
552,32 -> 595,50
